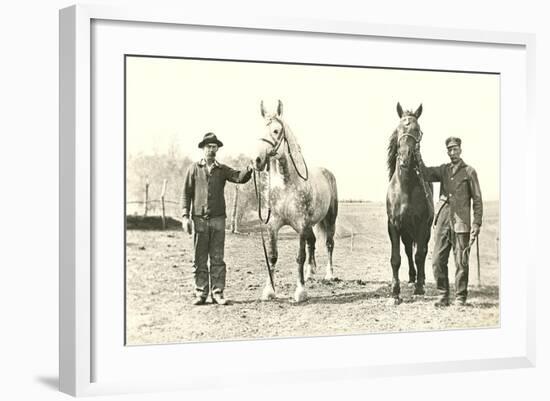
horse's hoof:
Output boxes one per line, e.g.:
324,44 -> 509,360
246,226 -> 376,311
306,263 -> 316,276
388,297 -> 402,306
304,270 -> 313,282
260,287 -> 276,301
413,287 -> 425,296
324,273 -> 335,281
294,288 -> 308,303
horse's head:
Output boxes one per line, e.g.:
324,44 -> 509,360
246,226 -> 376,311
395,102 -> 423,169
254,100 -> 286,171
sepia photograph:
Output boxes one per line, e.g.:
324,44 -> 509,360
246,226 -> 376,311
124,55 -> 500,345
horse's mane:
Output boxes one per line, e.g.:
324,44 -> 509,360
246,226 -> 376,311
281,120 -> 307,173
387,129 -> 398,180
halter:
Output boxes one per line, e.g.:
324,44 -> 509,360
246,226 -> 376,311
396,126 -> 434,217
254,116 -> 309,226
257,116 -> 309,180
396,121 -> 424,168
397,113 -> 423,143
253,117 -> 285,225
259,116 -> 286,158
397,128 -> 423,144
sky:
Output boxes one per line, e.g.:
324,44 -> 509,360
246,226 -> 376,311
126,56 -> 500,201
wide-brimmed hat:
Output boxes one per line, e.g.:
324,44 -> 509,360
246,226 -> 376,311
198,132 -> 223,149
445,136 -> 462,148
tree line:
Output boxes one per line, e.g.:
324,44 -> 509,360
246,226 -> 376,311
126,148 -> 260,231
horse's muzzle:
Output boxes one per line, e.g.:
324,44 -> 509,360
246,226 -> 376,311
399,157 -> 414,170
255,157 -> 266,171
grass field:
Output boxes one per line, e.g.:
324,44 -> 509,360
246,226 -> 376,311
125,201 -> 499,345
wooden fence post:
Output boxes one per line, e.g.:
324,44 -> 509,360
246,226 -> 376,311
144,180 -> 149,216
161,179 -> 167,230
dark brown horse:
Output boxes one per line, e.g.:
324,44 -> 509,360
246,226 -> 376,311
386,103 -> 434,305
253,100 -> 338,302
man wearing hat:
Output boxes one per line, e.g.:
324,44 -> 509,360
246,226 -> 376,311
416,136 -> 483,307
181,132 -> 253,305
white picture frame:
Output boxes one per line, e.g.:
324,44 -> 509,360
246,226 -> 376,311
59,4 -> 536,397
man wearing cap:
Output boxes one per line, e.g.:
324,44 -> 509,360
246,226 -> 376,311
181,132 -> 253,306
416,137 -> 483,307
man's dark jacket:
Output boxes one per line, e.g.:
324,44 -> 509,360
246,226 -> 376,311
419,159 -> 483,233
182,159 -> 252,219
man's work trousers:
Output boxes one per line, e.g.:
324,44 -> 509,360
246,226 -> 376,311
192,216 -> 226,298
432,212 -> 470,302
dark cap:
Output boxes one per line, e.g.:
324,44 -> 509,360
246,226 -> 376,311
198,132 -> 223,149
445,136 -> 462,148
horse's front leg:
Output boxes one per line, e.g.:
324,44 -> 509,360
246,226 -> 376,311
294,232 -> 308,302
388,221 -> 403,305
261,222 -> 279,301
304,227 -> 317,281
402,235 -> 416,285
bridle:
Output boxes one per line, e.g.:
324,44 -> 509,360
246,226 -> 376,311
253,116 -> 309,225
396,121 -> 424,168
258,116 -> 309,180
259,117 -> 286,159
398,131 -> 423,144
253,117 -> 285,225
396,123 -> 434,218
397,113 -> 423,142
396,118 -> 424,171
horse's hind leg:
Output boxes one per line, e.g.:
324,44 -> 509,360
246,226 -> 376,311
322,197 -> 338,281
388,222 -> 402,305
401,235 -> 416,284
324,222 -> 336,281
261,223 -> 280,301
294,231 -> 308,302
304,229 -> 317,281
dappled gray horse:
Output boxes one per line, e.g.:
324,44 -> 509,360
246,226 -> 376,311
386,103 -> 434,305
253,100 -> 338,302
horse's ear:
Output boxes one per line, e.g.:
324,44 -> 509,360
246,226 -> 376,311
396,102 -> 403,118
260,100 -> 266,118
415,104 -> 423,119
277,99 -> 283,117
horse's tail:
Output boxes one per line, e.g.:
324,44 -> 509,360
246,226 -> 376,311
321,168 -> 338,220
316,168 -> 338,241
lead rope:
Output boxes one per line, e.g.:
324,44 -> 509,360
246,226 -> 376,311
253,167 -> 271,224
259,222 -> 275,291
461,235 -> 481,286
414,165 -> 434,217
462,237 -> 475,259
252,168 -> 275,290
462,235 -> 479,262
412,140 -> 433,217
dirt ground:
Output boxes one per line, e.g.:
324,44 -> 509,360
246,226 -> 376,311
125,202 -> 499,345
